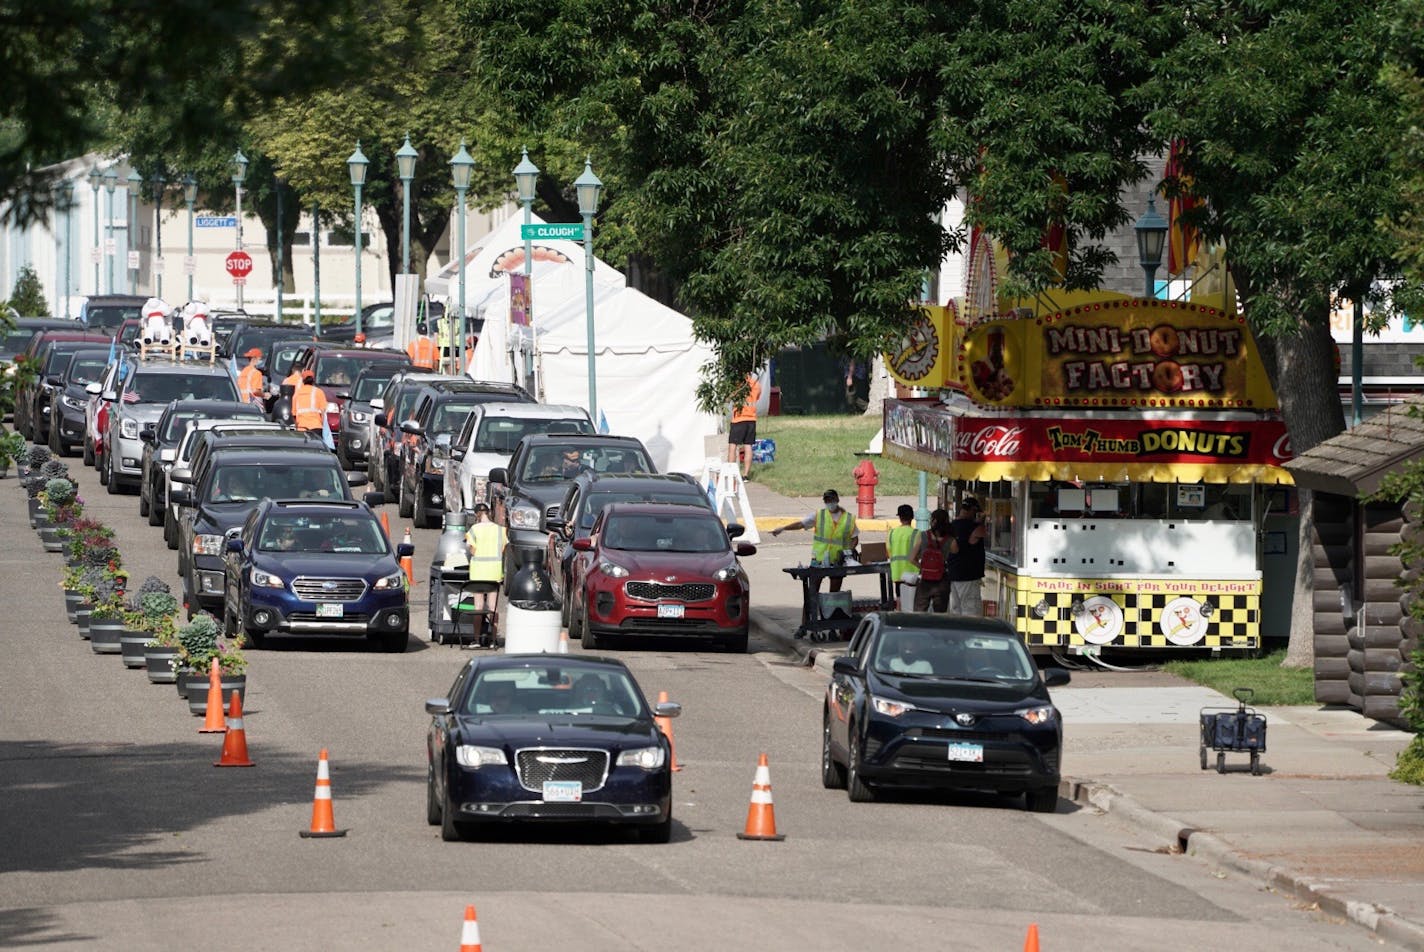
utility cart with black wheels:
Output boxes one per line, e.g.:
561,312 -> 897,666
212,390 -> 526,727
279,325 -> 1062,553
782,561 -> 894,642
1199,687 -> 1267,775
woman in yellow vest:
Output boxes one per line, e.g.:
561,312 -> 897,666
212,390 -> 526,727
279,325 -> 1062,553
770,488 -> 858,592
464,501 -> 506,646
886,504 -> 920,601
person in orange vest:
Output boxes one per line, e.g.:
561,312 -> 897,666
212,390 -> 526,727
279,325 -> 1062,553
236,348 -> 265,405
406,327 -> 438,370
292,369 -> 329,433
727,372 -> 761,479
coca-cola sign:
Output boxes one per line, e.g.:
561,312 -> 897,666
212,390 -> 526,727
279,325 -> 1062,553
955,425 -> 1023,458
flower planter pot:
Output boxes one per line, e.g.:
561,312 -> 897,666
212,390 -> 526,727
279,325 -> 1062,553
176,668 -> 206,699
120,631 -> 151,668
88,619 -> 125,654
186,674 -> 246,716
74,609 -> 91,640
39,528 -> 65,553
144,644 -> 180,684
63,591 -> 86,623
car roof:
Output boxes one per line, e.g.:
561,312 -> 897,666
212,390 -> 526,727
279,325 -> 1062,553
476,402 -> 589,420
425,379 -> 525,394
577,472 -> 699,490
466,654 -> 633,675
316,347 -> 410,360
34,331 -> 111,344
13,317 -> 80,330
163,398 -> 262,413
517,433 -> 646,448
265,499 -> 365,512
85,294 -> 147,304
875,612 -> 1020,636
207,446 -> 338,465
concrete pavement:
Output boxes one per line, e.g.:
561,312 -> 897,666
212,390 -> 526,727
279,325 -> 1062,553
740,477 -> 1424,950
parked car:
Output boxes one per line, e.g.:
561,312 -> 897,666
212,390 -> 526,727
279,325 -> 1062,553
445,402 -> 594,515
396,379 -> 533,528
84,351 -> 131,473
102,359 -> 240,493
223,498 -> 411,651
424,654 -> 680,842
174,445 -> 366,617
223,321 -> 313,365
368,372 -> 456,493
0,316 -> 80,367
545,472 -> 713,626
336,363 -> 406,472
821,613 -> 1069,811
163,423 -> 296,549
14,331 -> 111,441
567,503 -> 754,652
45,347 -> 112,456
490,433 -> 655,586
138,399 -> 264,526
78,294 -> 146,335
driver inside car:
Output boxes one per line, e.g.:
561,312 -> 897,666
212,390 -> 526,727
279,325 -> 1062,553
885,633 -> 934,675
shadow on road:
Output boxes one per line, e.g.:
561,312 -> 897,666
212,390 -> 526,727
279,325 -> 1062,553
0,907 -> 93,948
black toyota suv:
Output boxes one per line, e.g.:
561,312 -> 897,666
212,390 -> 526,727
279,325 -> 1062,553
396,379 -> 532,529
138,399 -> 264,527
489,433 -> 656,589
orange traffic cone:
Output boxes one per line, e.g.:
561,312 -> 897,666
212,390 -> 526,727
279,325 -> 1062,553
400,528 -> 415,585
1023,923 -> 1040,952
458,904 -> 483,952
558,629 -> 570,654
299,748 -> 347,838
654,691 -> 682,772
736,752 -> 784,840
380,509 -> 391,539
214,691 -> 254,767
198,658 -> 227,733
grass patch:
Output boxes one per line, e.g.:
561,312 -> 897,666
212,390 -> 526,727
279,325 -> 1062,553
1161,648 -> 1316,706
756,414 -> 923,499
1391,736 -> 1424,786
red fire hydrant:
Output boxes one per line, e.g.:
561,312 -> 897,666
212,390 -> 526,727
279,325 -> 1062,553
853,458 -> 879,519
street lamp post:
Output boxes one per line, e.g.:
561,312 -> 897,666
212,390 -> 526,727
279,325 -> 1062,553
513,147 -> 539,386
182,174 -> 197,302
103,167 -> 117,294
312,203 -> 322,334
126,169 -> 142,294
62,180 -> 75,317
231,150 -> 248,310
1134,196 -> 1169,300
347,142 -> 369,337
396,135 -> 418,275
450,141 -> 475,375
274,177 -> 285,322
88,167 -> 101,295
574,156 -> 603,422
151,173 -> 165,298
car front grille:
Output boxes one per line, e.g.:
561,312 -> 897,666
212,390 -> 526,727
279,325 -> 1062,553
619,618 -> 721,632
625,581 -> 715,602
286,612 -> 370,624
515,747 -> 609,794
292,577 -> 369,601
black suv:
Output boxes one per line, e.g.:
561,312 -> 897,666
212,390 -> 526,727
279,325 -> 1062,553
396,380 -> 532,528
545,471 -> 712,625
336,363 -> 406,472
46,347 -> 112,456
490,433 -> 656,588
78,294 -> 146,336
138,399 -> 264,527
15,331 -> 111,442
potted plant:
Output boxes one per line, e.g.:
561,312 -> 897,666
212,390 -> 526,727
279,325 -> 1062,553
38,478 -> 76,551
174,613 -> 248,713
72,568 -> 123,641
120,577 -> 172,669
60,519 -> 114,567
140,592 -> 182,684
87,585 -> 128,655
0,428 -> 24,478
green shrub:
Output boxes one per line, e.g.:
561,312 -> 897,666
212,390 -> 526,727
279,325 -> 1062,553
1391,736 -> 1424,786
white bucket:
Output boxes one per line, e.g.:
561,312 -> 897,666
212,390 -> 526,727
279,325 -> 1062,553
898,581 -> 917,611
503,603 -> 562,654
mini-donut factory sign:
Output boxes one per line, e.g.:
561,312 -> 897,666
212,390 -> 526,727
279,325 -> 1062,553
956,298 -> 1279,410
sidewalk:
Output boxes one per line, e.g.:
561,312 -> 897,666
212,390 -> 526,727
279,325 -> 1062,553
740,486 -> 1424,949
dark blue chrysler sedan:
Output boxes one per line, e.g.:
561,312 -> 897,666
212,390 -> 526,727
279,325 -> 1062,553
425,655 -> 680,843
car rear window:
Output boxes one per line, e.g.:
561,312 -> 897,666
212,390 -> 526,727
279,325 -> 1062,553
125,372 -> 238,404
474,417 -> 593,454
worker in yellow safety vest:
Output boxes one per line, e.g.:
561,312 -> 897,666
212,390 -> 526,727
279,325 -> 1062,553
886,504 -> 920,600
770,488 -> 858,592
292,370 -> 329,433
237,348 -> 265,405
464,501 -> 506,645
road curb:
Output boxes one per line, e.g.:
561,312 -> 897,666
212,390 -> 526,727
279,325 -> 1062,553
1066,779 -> 1424,951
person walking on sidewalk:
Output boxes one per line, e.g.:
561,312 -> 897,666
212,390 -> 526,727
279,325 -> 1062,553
947,497 -> 987,615
910,508 -> 953,611
727,372 -> 761,479
886,504 -> 920,601
771,488 -> 858,592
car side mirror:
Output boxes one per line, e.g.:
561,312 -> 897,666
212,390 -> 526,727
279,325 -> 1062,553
102,391 -> 117,402
336,391 -> 350,400
345,472 -> 370,487
362,490 -> 385,507
434,433 -> 451,449
735,542 -> 757,557
374,413 -> 388,428
488,467 -> 508,485
46,374 -> 62,386
424,698 -> 452,716
138,429 -> 156,445
653,701 -> 682,719
726,522 -> 745,539
571,537 -> 593,552
225,537 -> 243,554
400,421 -> 423,435
396,542 -> 415,558
832,656 -> 862,676
85,382 -> 102,396
169,487 -> 192,506
545,516 -> 567,532
1042,668 -> 1071,688
369,398 -> 384,411
451,447 -> 466,461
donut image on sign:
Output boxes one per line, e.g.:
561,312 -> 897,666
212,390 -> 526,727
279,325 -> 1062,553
1152,359 -> 1184,394
1160,596 -> 1209,645
1073,595 -> 1124,646
1149,324 -> 1180,357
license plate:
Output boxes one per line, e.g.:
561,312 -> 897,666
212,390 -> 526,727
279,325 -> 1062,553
657,603 -> 685,619
316,603 -> 344,618
543,780 -> 583,802
947,742 -> 984,763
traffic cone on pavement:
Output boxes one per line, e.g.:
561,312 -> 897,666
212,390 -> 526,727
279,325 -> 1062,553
299,748 -> 347,838
213,691 -> 254,767
654,691 -> 682,772
400,527 -> 415,585
1023,923 -> 1040,952
458,904 -> 483,952
198,658 -> 227,733
736,752 -> 785,840
380,509 -> 391,539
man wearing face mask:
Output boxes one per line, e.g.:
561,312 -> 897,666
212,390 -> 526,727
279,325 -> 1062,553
771,488 -> 859,592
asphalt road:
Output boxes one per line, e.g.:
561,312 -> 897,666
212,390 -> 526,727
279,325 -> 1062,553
0,454 -> 1390,951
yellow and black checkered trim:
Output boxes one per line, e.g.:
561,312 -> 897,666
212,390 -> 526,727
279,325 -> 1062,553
1009,579 -> 1259,650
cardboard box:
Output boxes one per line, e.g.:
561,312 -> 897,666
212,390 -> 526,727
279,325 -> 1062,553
859,541 -> 888,564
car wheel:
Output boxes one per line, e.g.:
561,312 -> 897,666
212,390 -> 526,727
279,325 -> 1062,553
846,728 -> 875,802
559,576 -> 571,629
1025,785 -> 1059,814
138,488 -> 150,518
98,451 -> 108,485
639,811 -> 673,844
336,445 -> 351,471
105,452 -> 120,494
722,631 -> 749,653
426,763 -> 442,826
580,604 -> 600,651
414,483 -> 430,529
147,486 -> 164,526
83,439 -> 94,467
440,789 -> 467,842
164,513 -> 178,550
398,474 -> 414,518
821,711 -> 847,789
368,454 -> 380,490
378,630 -> 408,653
48,423 -> 63,456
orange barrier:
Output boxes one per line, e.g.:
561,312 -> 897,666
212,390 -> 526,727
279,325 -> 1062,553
198,659 -> 227,733
214,692 -> 254,767
654,690 -> 682,772
735,752 -> 784,841
299,748 -> 347,838
458,904 -> 483,952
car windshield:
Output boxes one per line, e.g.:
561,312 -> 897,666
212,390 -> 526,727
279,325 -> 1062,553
393,387 -> 423,422
45,348 -> 87,375
580,490 -> 704,529
257,512 -> 387,554
0,329 -> 36,356
521,445 -> 652,482
125,373 -> 238,404
87,305 -> 140,330
205,464 -> 345,503
314,356 -> 371,388
65,355 -> 108,385
179,426 -> 277,464
351,372 -> 396,402
429,399 -> 483,435
464,667 -> 644,718
473,417 -> 593,454
271,345 -> 307,378
601,512 -> 727,553
871,628 -> 1037,681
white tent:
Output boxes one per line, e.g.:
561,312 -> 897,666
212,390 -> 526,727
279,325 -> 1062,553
435,213 -> 721,475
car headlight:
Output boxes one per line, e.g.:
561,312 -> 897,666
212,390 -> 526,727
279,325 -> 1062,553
425,454 -> 445,474
616,746 -> 666,770
349,410 -> 369,424
871,696 -> 918,718
455,745 -> 508,767
250,568 -> 286,589
1016,705 -> 1057,725
509,504 -> 542,529
193,534 -> 224,556
713,565 -> 741,581
120,418 -> 139,439
372,571 -> 406,591
598,559 -> 630,578
61,395 -> 86,410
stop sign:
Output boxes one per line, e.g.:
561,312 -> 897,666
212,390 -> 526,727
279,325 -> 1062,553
225,251 -> 254,279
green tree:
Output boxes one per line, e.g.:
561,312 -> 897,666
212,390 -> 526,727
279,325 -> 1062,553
8,265 -> 49,317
